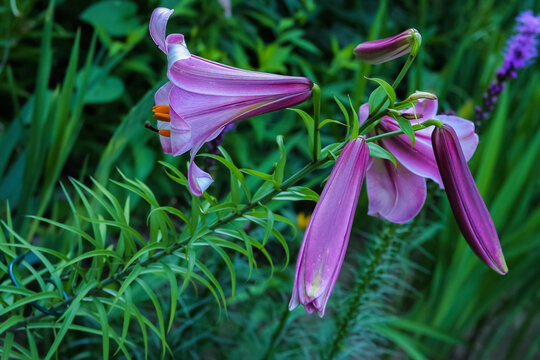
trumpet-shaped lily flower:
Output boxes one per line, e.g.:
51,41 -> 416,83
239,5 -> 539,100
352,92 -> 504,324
354,29 -> 421,64
432,125 -> 508,274
359,97 -> 479,223
289,138 -> 369,317
149,8 -> 313,196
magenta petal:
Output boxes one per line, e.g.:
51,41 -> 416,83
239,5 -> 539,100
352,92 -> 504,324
155,82 -> 173,105
359,103 -> 370,124
165,34 -> 191,65
149,8 -> 313,197
157,121 -> 172,154
149,8 -> 174,54
188,152 -> 214,197
379,118 -> 444,187
380,115 -> 478,188
169,107 -> 192,156
168,55 -> 313,96
290,138 -> 370,317
154,82 -> 174,154
366,157 -> 427,223
432,125 -> 507,274
437,115 -> 478,161
168,85 -> 311,158
401,96 -> 438,120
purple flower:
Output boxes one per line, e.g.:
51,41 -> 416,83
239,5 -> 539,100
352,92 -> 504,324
432,125 -> 508,274
476,10 -> 540,123
354,29 -> 421,64
149,8 -> 313,196
289,138 -> 369,317
359,97 -> 479,223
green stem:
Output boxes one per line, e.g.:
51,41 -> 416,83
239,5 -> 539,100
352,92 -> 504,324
312,84 -> 321,162
327,224 -> 398,360
3,142 -> 342,333
3,104 -> 432,334
358,31 -> 421,136
392,33 -> 421,89
261,305 -> 290,360
391,51 -> 416,89
365,118 -> 443,143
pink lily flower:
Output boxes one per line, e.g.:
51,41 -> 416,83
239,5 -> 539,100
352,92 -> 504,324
149,8 -> 313,196
359,97 -> 479,223
289,138 -> 370,317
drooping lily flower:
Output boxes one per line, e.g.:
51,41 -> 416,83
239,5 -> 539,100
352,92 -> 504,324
432,125 -> 508,274
289,137 -> 369,317
148,8 -> 313,196
359,97 -> 478,223
354,29 -> 421,64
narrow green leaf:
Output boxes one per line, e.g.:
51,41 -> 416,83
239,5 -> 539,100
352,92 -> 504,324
94,299 -> 110,360
396,116 -> 415,146
273,135 -> 287,185
241,168 -> 274,181
368,142 -> 397,167
366,77 -> 396,104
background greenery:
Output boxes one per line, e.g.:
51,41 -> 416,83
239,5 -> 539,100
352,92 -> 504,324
1,0 -> 539,358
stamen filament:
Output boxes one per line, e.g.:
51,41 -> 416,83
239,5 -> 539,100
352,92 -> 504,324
144,121 -> 159,133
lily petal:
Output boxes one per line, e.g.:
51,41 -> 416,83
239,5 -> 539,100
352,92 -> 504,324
366,157 -> 427,223
168,86 -> 311,157
187,148 -> 214,197
437,115 -> 478,161
168,54 -> 312,96
359,103 -> 370,124
149,8 -> 174,54
168,107 -> 193,156
401,97 -> 438,121
380,119 -> 444,187
154,82 -> 174,154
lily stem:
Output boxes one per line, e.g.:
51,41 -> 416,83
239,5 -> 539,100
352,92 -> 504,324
312,84 -> 321,162
364,118 -> 442,143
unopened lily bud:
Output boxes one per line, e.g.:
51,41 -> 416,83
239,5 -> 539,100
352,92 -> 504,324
354,28 -> 421,64
432,124 -> 508,275
407,91 -> 437,101
290,138 -> 370,317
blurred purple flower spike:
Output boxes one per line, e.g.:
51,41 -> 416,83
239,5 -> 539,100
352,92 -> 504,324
289,138 -> 369,317
149,8 -> 313,196
432,125 -> 508,275
476,10 -> 540,123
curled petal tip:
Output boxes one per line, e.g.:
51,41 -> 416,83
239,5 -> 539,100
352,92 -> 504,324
149,8 -> 174,53
188,159 -> 214,197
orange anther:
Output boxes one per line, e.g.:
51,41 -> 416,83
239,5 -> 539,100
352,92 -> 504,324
158,129 -> 171,137
153,105 -> 170,113
153,113 -> 171,122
